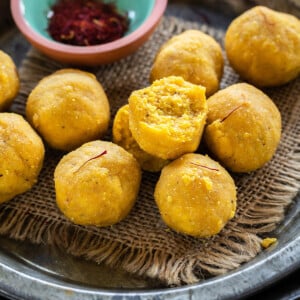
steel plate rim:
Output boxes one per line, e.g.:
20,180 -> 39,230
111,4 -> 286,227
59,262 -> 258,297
0,234 -> 299,299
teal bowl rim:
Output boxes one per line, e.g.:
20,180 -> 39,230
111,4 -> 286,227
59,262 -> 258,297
10,0 -> 168,55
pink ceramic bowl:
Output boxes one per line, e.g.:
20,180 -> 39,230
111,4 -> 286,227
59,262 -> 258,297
11,0 -> 168,66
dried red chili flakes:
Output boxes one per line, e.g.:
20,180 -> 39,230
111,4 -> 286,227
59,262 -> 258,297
47,0 -> 129,46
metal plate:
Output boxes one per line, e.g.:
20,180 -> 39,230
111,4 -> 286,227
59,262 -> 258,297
0,1 -> 300,299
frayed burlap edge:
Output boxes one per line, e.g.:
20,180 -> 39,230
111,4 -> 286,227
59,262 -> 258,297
0,146 -> 298,285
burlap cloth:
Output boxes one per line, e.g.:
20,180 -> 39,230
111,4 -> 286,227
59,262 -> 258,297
1,16 -> 300,286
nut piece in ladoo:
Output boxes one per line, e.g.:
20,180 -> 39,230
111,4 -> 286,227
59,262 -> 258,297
113,104 -> 169,172
150,30 -> 224,96
0,113 -> 45,204
128,76 -> 207,160
54,141 -> 141,226
204,83 -> 281,173
154,153 -> 237,238
0,50 -> 20,111
26,69 -> 110,151
225,6 -> 300,87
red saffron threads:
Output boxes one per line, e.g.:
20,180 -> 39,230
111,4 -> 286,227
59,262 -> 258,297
220,104 -> 243,122
48,0 -> 129,46
74,149 -> 107,173
190,162 -> 219,172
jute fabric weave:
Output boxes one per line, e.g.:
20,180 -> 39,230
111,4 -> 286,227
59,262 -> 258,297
0,16 -> 299,285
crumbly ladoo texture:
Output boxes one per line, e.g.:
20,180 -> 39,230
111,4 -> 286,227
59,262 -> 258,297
54,141 -> 141,226
204,83 -> 281,173
0,50 -> 20,111
154,153 -> 237,238
0,113 -> 45,204
128,76 -> 207,160
150,30 -> 224,96
113,104 -> 169,172
26,69 -> 110,151
225,6 -> 300,87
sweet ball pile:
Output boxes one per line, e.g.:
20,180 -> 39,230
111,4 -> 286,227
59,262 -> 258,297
1,6 -> 299,238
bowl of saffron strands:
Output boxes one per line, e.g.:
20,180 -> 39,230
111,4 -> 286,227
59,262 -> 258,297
10,0 -> 168,65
